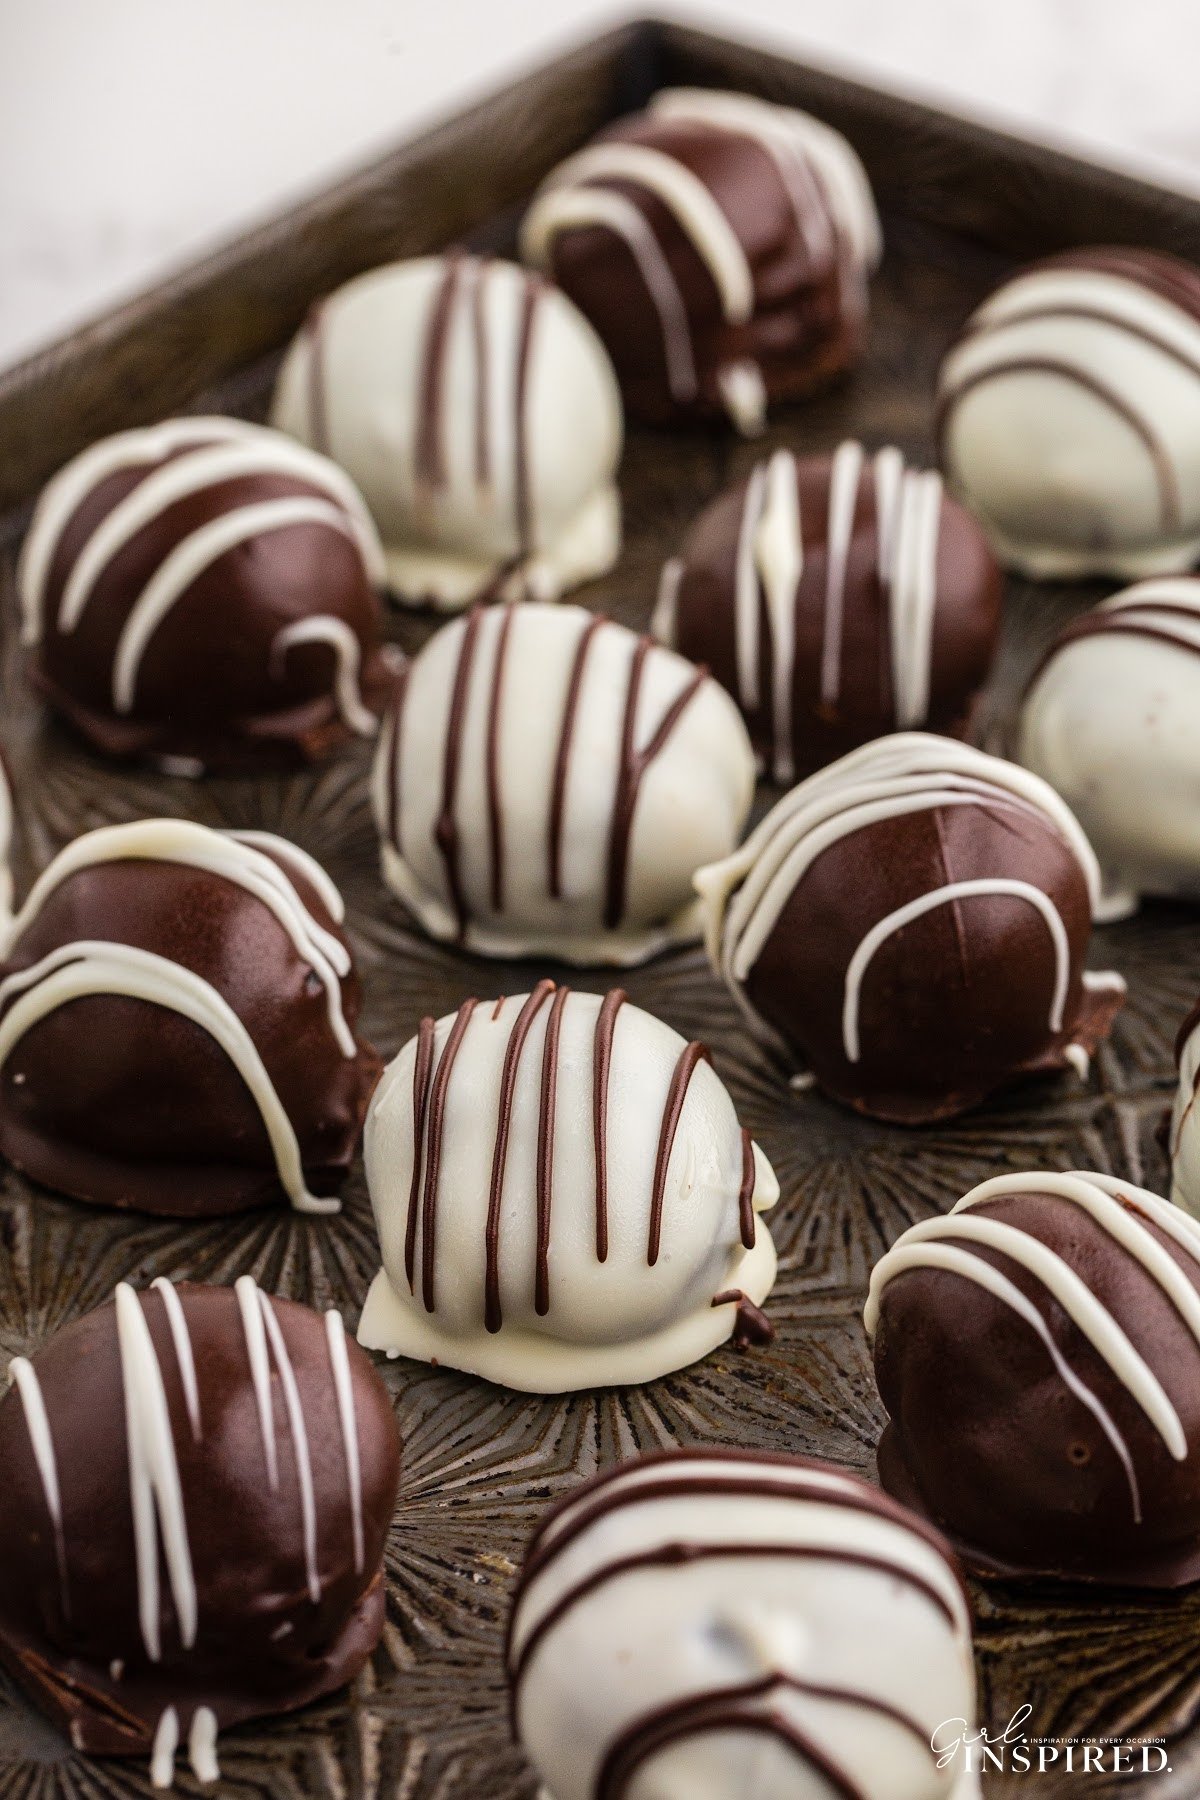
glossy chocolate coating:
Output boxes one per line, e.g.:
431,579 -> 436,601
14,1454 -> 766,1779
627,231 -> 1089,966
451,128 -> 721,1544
0,840 -> 380,1216
873,1183 -> 1200,1586
0,1284 -> 401,1758
746,794 -> 1097,1121
660,446 -> 1002,780
21,421 -> 394,774
524,96 -> 880,429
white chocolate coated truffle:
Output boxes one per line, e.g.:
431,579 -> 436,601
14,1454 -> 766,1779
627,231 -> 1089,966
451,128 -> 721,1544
1020,578 -> 1200,919
937,250 -> 1200,579
271,255 -> 623,608
507,1450 -> 979,1800
371,602 -> 757,965
357,986 -> 779,1392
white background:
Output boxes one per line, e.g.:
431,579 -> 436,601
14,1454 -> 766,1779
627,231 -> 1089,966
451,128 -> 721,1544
3,0 -> 1200,372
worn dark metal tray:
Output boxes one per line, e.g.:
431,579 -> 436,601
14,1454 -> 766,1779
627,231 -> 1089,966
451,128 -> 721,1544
3,18 -> 1200,1798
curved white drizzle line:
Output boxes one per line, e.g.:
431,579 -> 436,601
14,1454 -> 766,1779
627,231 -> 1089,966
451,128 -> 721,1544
151,1278 -> 201,1442
17,418 -> 255,645
681,445 -> 944,781
521,187 -> 698,404
325,1310 -> 366,1574
733,460 -> 768,709
8,1355 -> 70,1611
111,497 -> 361,714
865,1238 -> 1143,1523
257,1289 -> 322,1604
235,1275 -> 279,1489
868,1210 -> 1186,1458
648,88 -> 883,275
754,451 -> 803,785
3,820 -> 356,1060
114,1281 -> 198,1662
271,615 -> 377,737
842,877 -> 1071,1064
55,441 -> 377,638
0,942 -> 338,1214
532,142 -> 754,324
820,440 -> 865,707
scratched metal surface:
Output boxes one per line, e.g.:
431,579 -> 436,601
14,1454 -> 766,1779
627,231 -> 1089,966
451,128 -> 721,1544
2,31 -> 1200,1800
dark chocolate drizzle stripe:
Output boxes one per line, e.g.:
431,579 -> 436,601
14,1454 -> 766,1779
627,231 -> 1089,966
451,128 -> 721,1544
511,1467 -> 957,1612
592,988 -> 626,1261
435,608 -> 485,934
548,613 -> 607,899
736,1127 -> 756,1249
535,984 -> 571,1315
606,640 -> 708,930
601,1709 -> 862,1800
485,606 -> 516,912
648,1041 -> 712,1265
414,253 -> 464,493
513,277 -> 542,554
711,1288 -> 774,1347
403,1016 -> 438,1291
419,998 -> 479,1311
937,356 -> 1182,531
304,303 -> 330,457
471,259 -> 491,488
958,301 -> 1200,381
514,1447 -> 970,1604
594,1674 -> 930,1800
510,1542 -> 960,1692
485,982 -> 557,1333
1027,603 -> 1200,696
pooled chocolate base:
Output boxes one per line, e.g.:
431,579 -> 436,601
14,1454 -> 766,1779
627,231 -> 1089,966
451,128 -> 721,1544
31,648 -> 401,777
0,1573 -> 385,1757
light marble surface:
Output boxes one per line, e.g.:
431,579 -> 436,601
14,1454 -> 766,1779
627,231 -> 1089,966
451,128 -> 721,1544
2,0 -> 1200,372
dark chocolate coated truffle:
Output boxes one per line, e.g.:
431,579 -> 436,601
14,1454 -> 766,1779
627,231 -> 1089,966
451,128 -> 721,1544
695,735 -> 1124,1123
17,417 -> 397,773
0,1279 -> 401,1779
0,819 -> 380,1215
520,88 -> 881,433
867,1171 -> 1200,1586
654,441 -> 1002,781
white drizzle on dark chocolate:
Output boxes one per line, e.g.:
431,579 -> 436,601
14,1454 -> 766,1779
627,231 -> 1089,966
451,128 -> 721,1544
660,442 -> 945,783
698,735 -> 1113,1073
866,1171 -> 1200,1520
15,419 -> 384,719
521,89 -> 880,432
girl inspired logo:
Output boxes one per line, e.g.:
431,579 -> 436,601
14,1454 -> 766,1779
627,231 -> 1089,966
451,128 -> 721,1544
932,1708 -> 1172,1778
